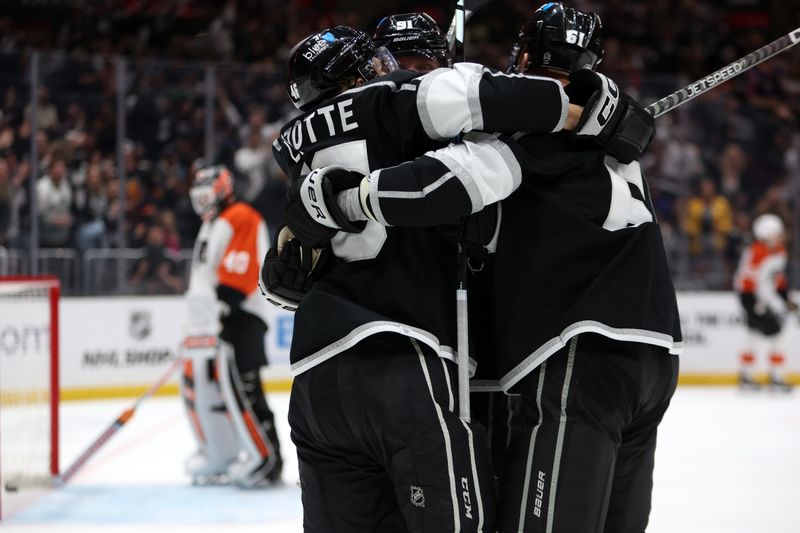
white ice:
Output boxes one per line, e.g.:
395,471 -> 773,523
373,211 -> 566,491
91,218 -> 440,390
2,387 -> 799,532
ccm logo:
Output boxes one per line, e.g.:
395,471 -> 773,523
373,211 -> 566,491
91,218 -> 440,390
461,477 -> 473,519
597,79 -> 619,127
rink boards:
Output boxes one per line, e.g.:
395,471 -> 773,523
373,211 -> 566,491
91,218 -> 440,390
6,292 -> 797,401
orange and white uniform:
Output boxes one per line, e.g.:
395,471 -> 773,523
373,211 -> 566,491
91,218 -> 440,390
182,200 -> 282,486
734,241 -> 789,316
188,202 -> 271,323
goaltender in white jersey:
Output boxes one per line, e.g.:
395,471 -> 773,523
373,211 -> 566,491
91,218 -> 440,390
182,164 -> 282,487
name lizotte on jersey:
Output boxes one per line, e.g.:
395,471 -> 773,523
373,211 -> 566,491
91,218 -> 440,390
280,98 -> 360,163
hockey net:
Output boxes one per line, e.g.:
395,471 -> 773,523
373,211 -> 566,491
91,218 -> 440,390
0,276 -> 59,518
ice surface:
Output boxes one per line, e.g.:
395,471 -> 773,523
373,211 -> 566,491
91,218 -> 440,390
2,387 -> 798,532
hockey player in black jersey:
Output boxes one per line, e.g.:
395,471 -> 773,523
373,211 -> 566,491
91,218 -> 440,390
292,5 -> 681,533
493,7 -> 681,532
269,23 -> 592,533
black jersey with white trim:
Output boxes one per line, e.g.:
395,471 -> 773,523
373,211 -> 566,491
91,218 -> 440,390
273,64 -> 569,180
491,133 -> 682,393
273,65 -> 569,376
352,132 -> 523,228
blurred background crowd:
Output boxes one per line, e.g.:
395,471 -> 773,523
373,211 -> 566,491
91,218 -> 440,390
0,0 -> 798,294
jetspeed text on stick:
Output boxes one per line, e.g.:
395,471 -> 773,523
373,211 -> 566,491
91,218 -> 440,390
686,61 -> 746,97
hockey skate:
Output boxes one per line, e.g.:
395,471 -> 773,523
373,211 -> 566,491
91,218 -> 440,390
228,453 -> 283,489
768,375 -> 793,393
737,373 -> 761,391
185,450 -> 231,485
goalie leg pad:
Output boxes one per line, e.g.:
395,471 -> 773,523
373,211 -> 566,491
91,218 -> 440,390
180,341 -> 241,482
217,342 -> 282,487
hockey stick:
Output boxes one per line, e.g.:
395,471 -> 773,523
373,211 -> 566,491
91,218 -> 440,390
453,0 -> 472,423
446,0 -> 492,56
56,354 -> 184,485
647,27 -> 800,117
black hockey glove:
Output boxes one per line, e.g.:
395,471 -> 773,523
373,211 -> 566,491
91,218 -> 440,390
259,227 -> 329,311
283,166 -> 367,248
565,70 -> 655,164
779,288 -> 799,315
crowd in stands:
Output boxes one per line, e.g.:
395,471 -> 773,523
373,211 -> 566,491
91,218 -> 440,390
0,0 -> 798,292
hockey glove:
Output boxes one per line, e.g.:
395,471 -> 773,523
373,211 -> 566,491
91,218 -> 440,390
566,70 -> 655,164
259,227 -> 327,311
283,166 -> 367,248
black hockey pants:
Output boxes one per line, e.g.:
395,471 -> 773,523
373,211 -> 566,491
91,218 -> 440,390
289,336 -> 496,533
498,333 -> 679,533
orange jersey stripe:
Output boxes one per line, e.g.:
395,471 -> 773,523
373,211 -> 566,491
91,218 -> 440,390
736,241 -> 787,293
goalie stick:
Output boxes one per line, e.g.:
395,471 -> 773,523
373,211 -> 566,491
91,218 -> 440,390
56,351 -> 185,484
648,27 -> 800,117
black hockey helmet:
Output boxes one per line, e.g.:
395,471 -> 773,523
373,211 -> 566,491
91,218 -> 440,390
285,26 -> 399,111
373,13 -> 449,70
508,2 -> 604,75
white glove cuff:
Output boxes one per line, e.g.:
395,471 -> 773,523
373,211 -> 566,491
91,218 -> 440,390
301,169 -> 341,230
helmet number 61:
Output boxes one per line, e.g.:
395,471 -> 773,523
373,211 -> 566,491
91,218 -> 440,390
566,30 -> 587,47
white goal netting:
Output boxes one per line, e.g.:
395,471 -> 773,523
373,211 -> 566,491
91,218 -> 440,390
0,278 -> 59,505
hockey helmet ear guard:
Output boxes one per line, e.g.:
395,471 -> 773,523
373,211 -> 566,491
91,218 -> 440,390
190,165 -> 234,219
285,26 -> 398,111
508,2 -> 604,75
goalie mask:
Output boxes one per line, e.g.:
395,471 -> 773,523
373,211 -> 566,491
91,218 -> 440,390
285,26 -> 399,111
373,13 -> 450,72
509,2 -> 604,75
190,165 -> 234,220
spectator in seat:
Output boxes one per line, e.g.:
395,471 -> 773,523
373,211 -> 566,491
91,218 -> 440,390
0,157 -> 11,245
128,223 -> 183,294
72,163 -> 108,252
717,143 -> 749,198
25,87 -> 59,133
233,128 -> 269,203
755,185 -> 793,229
159,210 -> 181,252
684,178 -> 734,287
37,158 -> 73,247
685,178 -> 734,255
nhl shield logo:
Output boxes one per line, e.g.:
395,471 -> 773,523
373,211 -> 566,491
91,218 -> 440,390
129,311 -> 152,340
410,485 -> 425,508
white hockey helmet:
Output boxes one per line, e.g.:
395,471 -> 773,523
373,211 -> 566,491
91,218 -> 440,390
752,213 -> 784,242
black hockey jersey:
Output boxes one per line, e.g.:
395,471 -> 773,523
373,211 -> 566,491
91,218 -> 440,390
272,64 -> 570,375
492,133 -> 682,392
